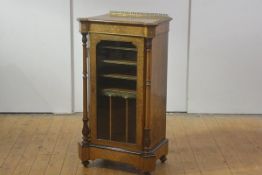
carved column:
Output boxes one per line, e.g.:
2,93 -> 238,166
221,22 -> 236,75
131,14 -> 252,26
144,38 -> 152,152
82,33 -> 90,145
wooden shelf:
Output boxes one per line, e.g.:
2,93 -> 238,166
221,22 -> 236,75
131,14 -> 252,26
102,59 -> 137,66
102,88 -> 136,99
101,73 -> 136,81
102,46 -> 137,51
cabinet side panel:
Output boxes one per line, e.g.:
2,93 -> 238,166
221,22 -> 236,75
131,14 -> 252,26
150,33 -> 169,148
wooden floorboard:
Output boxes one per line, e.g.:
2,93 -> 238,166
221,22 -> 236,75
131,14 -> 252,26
203,116 -> 248,175
13,117 -> 52,175
28,117 -> 65,175
0,116 -> 39,175
173,116 -> 201,175
0,116 -> 27,166
0,113 -> 261,175
182,116 -> 232,175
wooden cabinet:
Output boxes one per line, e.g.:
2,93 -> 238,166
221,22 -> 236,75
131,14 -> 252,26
78,11 -> 172,174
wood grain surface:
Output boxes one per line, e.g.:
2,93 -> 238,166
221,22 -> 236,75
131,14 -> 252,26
0,113 -> 261,175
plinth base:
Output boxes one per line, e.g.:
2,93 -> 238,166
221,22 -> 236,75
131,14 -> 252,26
78,139 -> 168,174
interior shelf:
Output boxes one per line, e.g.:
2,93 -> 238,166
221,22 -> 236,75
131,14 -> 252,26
101,73 -> 136,81
102,46 -> 137,51
101,59 -> 137,66
102,88 -> 136,99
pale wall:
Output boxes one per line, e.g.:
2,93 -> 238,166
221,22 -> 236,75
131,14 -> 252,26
0,0 -> 72,113
188,0 -> 262,114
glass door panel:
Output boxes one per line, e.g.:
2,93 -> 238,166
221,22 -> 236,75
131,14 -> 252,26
96,40 -> 137,144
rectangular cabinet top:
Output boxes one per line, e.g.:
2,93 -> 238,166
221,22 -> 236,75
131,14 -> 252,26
78,11 -> 172,26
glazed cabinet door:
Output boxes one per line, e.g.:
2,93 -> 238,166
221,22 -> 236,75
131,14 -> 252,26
88,33 -> 145,151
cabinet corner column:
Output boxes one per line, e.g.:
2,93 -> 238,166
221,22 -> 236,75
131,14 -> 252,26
81,32 -> 90,145
144,38 -> 153,152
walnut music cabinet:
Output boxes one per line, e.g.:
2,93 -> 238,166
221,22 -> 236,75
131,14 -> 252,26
78,11 -> 172,174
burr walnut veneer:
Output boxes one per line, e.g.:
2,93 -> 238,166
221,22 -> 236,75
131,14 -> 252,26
78,11 -> 172,174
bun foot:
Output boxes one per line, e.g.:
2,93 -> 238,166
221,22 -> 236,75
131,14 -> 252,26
160,155 -> 167,163
82,160 -> 89,167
